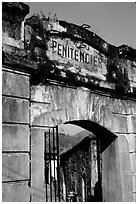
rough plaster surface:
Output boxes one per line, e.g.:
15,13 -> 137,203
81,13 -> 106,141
2,2 -> 136,202
30,83 -> 135,202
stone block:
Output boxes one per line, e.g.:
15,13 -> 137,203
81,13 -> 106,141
2,96 -> 29,123
31,127 -> 46,201
102,139 -> 122,202
117,136 -> 134,201
2,124 -> 29,151
130,116 -> 136,133
125,134 -> 136,153
130,153 -> 136,173
102,107 -> 112,130
127,115 -> 136,133
2,153 -> 29,182
2,70 -> 30,98
133,193 -> 136,202
31,107 -> 67,127
119,152 -> 131,171
31,85 -> 51,103
120,171 -> 133,202
127,100 -> 136,115
111,98 -> 136,115
118,135 -> 129,153
2,182 -> 30,202
111,99 -> 128,114
111,114 -> 128,133
31,102 -> 49,125
132,173 -> 136,193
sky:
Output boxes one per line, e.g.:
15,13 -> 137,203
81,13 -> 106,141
25,1 -> 136,49
59,124 -> 85,135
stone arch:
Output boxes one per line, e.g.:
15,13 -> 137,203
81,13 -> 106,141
30,84 -> 134,201
31,85 -> 114,132
60,119 -> 132,202
64,120 -> 117,152
59,119 -> 118,202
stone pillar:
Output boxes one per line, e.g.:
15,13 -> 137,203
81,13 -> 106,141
2,2 -> 31,202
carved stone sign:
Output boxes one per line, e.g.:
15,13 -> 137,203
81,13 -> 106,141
47,36 -> 108,80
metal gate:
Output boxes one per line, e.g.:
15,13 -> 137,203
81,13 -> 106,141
44,126 -> 61,202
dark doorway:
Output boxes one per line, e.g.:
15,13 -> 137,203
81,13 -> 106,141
60,120 -> 117,202
44,120 -> 117,202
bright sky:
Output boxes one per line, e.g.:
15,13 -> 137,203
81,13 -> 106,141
59,124 -> 85,135
25,1 -> 136,49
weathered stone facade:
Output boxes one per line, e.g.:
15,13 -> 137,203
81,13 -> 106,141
2,2 -> 136,202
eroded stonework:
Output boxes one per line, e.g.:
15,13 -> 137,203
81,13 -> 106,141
2,2 -> 136,202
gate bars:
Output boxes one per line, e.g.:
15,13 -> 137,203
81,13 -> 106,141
44,126 -> 61,202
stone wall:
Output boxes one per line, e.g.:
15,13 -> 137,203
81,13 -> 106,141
2,68 -> 135,202
2,68 -> 31,202
25,13 -> 136,95
2,2 -> 136,202
2,2 -> 31,202
30,83 -> 136,201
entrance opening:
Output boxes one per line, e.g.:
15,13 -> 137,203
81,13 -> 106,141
44,120 -> 117,202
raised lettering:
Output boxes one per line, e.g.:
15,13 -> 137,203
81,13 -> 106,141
94,56 -> 98,66
75,49 -> 79,61
62,45 -> 67,58
80,51 -> 85,62
52,40 -> 57,50
50,39 -> 105,68
85,53 -> 89,64
58,44 -> 62,56
70,48 -> 74,59
90,55 -> 94,65
68,47 -> 70,58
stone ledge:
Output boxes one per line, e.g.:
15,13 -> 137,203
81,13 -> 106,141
2,44 -> 38,72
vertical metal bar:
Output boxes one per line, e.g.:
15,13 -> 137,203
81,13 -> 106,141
56,125 -> 60,202
49,129 -> 52,202
53,127 -> 57,202
96,139 -> 102,201
44,132 -> 48,202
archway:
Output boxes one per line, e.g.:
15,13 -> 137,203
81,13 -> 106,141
64,120 -> 117,153
58,120 -> 118,202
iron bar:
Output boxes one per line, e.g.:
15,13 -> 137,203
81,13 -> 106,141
44,127 -> 60,202
96,139 -> 102,201
56,125 -> 60,202
44,132 -> 48,202
53,127 -> 57,202
49,129 -> 52,202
